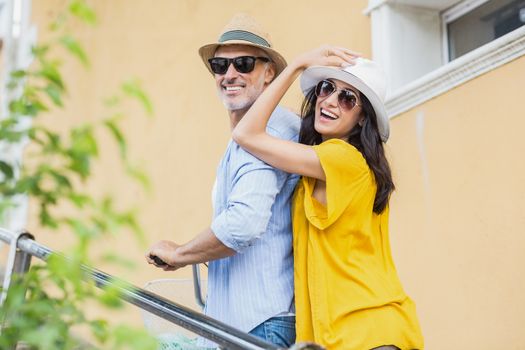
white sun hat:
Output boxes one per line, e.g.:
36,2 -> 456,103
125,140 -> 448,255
300,58 -> 390,142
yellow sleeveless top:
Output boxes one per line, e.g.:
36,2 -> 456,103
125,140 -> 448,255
292,139 -> 424,350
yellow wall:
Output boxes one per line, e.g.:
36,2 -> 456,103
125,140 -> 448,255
28,1 -> 525,349
388,56 -> 525,349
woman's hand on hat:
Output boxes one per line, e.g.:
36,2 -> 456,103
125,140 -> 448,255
291,45 -> 361,71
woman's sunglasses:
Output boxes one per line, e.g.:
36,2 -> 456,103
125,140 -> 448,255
208,56 -> 270,75
315,80 -> 361,111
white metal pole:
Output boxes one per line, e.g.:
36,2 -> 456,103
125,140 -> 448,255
0,0 -> 33,234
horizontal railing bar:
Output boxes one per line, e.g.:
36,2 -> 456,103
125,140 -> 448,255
84,267 -> 277,350
0,229 -> 281,350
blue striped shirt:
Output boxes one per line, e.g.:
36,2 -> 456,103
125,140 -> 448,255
206,106 -> 300,333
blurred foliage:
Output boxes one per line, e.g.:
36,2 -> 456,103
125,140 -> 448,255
0,0 -> 156,349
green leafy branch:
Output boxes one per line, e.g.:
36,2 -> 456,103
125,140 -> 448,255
0,1 -> 157,349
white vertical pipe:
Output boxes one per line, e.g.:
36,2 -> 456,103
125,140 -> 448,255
0,0 -> 33,234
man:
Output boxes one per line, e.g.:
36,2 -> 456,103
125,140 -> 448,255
146,13 -> 300,347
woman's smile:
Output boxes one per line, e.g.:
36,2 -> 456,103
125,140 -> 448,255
319,108 -> 339,121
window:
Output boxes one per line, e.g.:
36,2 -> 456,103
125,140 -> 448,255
444,0 -> 525,61
366,0 -> 525,117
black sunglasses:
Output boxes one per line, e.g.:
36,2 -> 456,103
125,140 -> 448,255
315,80 -> 361,111
208,56 -> 270,75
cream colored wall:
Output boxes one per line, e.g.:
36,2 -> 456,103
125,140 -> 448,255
28,0 -> 371,337
28,1 -> 525,349
388,56 -> 525,349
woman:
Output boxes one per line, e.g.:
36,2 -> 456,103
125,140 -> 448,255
232,46 -> 424,350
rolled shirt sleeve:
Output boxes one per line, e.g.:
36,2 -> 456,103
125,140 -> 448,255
211,153 -> 287,253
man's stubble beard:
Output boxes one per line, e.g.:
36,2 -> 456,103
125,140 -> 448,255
219,72 -> 267,112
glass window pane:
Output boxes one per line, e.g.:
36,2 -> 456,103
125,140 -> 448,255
447,0 -> 525,60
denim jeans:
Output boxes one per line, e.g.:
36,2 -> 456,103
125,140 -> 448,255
249,316 -> 296,348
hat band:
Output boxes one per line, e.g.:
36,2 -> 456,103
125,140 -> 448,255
218,30 -> 271,48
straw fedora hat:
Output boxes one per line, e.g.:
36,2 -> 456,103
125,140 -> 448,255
199,13 -> 287,76
300,58 -> 390,142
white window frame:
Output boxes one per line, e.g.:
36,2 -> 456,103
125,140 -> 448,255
387,26 -> 525,116
442,0 -> 493,63
365,0 -> 525,118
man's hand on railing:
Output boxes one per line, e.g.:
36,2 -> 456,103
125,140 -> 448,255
145,240 -> 185,271
146,228 -> 235,273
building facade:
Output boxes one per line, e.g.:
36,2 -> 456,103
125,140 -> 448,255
1,0 -> 524,348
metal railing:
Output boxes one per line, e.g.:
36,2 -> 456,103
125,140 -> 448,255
192,264 -> 206,309
0,228 -> 323,350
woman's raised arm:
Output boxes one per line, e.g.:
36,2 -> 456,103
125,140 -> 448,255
232,46 -> 358,180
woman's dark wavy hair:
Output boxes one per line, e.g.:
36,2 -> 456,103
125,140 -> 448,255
299,88 -> 394,214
